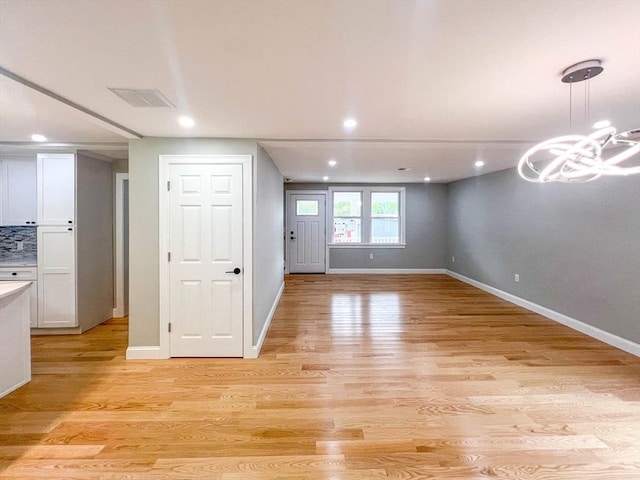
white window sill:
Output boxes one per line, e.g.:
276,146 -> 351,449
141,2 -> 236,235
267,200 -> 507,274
329,243 -> 406,249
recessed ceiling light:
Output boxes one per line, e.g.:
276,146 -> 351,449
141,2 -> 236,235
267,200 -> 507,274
31,134 -> 46,142
323,176 -> 329,181
328,160 -> 337,167
178,116 -> 195,128
475,160 -> 485,167
424,177 -> 431,182
593,119 -> 611,129
343,118 -> 357,129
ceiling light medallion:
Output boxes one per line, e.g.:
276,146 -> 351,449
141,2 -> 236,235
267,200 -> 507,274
518,60 -> 640,183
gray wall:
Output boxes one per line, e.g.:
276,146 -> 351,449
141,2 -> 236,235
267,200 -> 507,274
76,153 -> 114,332
112,157 -> 128,174
128,138 -> 258,347
253,146 -> 284,343
447,168 -> 640,343
285,183 -> 448,270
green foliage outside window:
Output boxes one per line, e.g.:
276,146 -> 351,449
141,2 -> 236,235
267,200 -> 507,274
371,201 -> 398,216
334,201 -> 353,217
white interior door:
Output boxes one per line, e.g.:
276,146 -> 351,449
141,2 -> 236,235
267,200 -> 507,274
168,163 -> 244,357
287,193 -> 326,273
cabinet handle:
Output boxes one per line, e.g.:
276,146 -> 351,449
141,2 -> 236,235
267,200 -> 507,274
68,228 -> 73,231
11,272 -> 17,276
68,220 -> 73,224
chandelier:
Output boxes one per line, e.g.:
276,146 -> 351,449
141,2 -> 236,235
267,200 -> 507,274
518,60 -> 640,183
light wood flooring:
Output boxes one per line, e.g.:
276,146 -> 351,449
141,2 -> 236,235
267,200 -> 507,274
1,274 -> 639,479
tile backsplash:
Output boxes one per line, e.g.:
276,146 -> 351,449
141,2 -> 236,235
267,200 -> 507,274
0,226 -> 37,259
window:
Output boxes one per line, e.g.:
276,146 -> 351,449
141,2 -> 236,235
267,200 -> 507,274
330,187 -> 405,246
296,200 -> 319,216
332,192 -> 362,243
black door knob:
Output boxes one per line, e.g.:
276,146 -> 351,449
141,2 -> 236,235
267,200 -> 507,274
225,267 -> 241,275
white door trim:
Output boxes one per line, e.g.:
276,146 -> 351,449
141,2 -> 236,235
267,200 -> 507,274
285,190 -> 327,274
113,173 -> 128,318
159,155 -> 253,359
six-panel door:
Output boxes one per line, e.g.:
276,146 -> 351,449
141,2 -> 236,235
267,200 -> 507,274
168,163 -> 244,357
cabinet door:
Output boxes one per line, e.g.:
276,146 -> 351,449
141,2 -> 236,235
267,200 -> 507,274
1,158 -> 37,225
37,226 -> 76,328
37,153 -> 75,225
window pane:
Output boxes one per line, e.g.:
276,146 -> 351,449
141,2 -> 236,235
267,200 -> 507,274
333,192 -> 361,217
333,218 -> 362,243
371,192 -> 398,217
371,218 -> 399,243
296,200 -> 318,216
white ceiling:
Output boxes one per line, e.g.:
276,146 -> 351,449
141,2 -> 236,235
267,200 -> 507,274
1,0 -> 638,182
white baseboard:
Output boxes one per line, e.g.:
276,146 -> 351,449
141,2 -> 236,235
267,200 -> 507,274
112,308 -> 124,318
126,281 -> 285,361
327,268 -> 446,274
1,378 -> 30,399
251,281 -> 285,359
31,326 -> 82,336
126,346 -> 167,360
446,270 -> 640,357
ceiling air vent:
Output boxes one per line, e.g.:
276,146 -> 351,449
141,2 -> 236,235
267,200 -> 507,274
108,88 -> 175,108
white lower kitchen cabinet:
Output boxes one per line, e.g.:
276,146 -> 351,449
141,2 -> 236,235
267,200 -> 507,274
37,226 -> 76,328
0,268 -> 37,327
0,282 -> 31,398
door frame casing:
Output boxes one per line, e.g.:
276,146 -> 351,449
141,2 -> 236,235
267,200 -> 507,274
113,172 -> 128,318
285,190 -> 327,274
159,155 -> 253,359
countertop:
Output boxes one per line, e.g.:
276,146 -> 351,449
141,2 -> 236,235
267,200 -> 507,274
0,281 -> 32,300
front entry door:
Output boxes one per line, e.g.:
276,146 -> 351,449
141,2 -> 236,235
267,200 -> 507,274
168,163 -> 243,357
287,193 -> 326,273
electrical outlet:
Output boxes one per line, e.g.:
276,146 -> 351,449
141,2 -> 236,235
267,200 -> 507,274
451,256 -> 455,263
16,241 -> 24,251
369,253 -> 374,260
514,273 -> 519,283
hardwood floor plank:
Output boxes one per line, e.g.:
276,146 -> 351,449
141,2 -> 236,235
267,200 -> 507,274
1,274 -> 638,479
0,445 -> 105,460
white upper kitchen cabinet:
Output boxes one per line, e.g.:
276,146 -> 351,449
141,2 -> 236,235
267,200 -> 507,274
1,157 -> 37,226
37,153 -> 75,226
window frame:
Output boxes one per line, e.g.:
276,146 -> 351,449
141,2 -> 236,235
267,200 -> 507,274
328,186 -> 406,247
